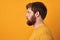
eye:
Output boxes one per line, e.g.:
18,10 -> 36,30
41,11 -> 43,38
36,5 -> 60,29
28,11 -> 30,13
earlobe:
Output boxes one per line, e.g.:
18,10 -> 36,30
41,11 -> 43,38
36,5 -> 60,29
35,11 -> 40,17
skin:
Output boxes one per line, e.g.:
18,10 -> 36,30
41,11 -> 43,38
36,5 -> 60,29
26,8 -> 44,29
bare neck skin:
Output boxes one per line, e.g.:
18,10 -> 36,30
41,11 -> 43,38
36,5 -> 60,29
34,17 -> 44,29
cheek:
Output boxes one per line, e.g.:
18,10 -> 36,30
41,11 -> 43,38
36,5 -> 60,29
28,14 -> 33,20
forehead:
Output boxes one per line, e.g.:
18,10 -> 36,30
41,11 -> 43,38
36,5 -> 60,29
27,8 -> 34,15
27,8 -> 33,12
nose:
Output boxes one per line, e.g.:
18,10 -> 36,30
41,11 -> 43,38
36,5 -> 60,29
26,13 -> 29,20
26,13 -> 28,17
26,13 -> 28,19
26,13 -> 27,17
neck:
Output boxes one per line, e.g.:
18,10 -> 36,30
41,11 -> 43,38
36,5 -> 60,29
34,18 -> 44,29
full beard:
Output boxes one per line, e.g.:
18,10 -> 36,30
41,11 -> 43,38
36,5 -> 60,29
27,15 -> 36,26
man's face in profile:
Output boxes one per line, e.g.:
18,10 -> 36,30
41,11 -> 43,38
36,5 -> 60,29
26,8 -> 36,26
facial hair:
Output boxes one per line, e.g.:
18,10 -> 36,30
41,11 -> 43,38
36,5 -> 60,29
27,15 -> 36,26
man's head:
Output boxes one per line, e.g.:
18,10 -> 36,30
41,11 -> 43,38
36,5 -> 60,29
26,2 -> 47,26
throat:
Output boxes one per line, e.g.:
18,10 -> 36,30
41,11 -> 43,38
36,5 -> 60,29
34,20 -> 44,29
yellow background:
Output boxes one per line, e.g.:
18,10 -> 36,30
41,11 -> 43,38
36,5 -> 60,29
0,0 -> 60,40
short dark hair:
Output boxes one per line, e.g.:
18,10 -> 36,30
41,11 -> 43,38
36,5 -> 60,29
26,2 -> 47,20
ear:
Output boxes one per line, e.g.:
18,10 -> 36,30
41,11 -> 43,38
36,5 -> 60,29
35,11 -> 40,17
